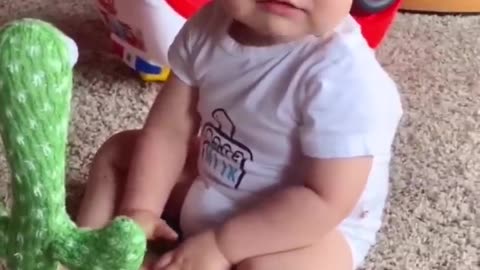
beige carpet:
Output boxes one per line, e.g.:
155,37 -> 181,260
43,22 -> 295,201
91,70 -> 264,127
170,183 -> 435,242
0,0 -> 479,269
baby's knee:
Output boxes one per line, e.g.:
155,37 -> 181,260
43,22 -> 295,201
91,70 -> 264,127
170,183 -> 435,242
236,257 -> 268,270
93,130 -> 140,167
87,130 -> 141,189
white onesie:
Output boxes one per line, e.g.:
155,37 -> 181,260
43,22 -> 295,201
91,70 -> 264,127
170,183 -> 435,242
167,2 -> 403,268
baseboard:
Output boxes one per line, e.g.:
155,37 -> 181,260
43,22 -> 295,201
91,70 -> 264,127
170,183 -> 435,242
401,0 -> 480,13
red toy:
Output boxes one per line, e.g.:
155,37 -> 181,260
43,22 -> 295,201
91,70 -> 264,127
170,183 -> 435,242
166,0 -> 211,18
354,0 -> 402,48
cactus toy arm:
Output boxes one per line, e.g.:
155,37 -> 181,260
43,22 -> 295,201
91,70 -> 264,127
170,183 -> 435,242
50,217 -> 147,270
0,19 -> 147,269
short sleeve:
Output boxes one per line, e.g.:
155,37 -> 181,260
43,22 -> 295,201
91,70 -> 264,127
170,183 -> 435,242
299,68 -> 403,159
167,20 -> 195,86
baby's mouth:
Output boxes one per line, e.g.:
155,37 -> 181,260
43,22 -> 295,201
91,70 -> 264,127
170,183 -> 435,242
257,0 -> 304,10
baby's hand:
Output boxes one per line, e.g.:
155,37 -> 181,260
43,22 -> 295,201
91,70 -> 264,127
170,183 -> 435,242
153,230 -> 231,270
123,209 -> 178,241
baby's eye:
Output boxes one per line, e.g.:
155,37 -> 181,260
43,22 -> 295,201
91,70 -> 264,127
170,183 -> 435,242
61,34 -> 78,68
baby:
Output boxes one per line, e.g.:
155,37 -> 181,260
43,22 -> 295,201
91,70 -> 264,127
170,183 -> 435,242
77,0 -> 403,269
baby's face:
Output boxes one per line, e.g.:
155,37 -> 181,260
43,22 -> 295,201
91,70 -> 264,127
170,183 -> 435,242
220,0 -> 353,41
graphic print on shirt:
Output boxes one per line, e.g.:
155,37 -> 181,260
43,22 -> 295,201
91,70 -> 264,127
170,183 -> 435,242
200,109 -> 253,189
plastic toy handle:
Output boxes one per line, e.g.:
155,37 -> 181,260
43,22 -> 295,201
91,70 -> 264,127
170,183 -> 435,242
351,0 -> 398,15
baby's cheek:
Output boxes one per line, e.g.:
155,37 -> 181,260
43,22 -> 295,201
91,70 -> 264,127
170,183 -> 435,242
220,0 -> 256,18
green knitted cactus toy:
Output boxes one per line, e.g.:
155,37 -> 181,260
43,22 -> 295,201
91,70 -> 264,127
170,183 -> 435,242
0,19 -> 147,269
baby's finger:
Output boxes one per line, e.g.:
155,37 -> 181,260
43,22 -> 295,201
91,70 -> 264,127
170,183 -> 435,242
142,251 -> 158,269
154,222 -> 179,241
155,251 -> 174,269
163,264 -> 181,270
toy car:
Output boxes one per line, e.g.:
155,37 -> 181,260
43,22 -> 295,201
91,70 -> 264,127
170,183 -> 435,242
95,0 -> 401,82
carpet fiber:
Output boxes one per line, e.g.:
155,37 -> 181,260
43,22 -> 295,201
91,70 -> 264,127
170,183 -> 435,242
0,0 -> 478,269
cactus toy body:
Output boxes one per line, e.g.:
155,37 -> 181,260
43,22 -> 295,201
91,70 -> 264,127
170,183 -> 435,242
0,19 -> 147,269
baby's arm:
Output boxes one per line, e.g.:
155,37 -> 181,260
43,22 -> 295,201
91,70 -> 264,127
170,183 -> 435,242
117,1 -> 203,223
118,73 -> 199,218
215,156 -> 371,263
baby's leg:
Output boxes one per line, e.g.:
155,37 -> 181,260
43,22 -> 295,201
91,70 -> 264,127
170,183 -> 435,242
236,229 -> 354,270
75,130 -> 139,228
75,129 -> 198,229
